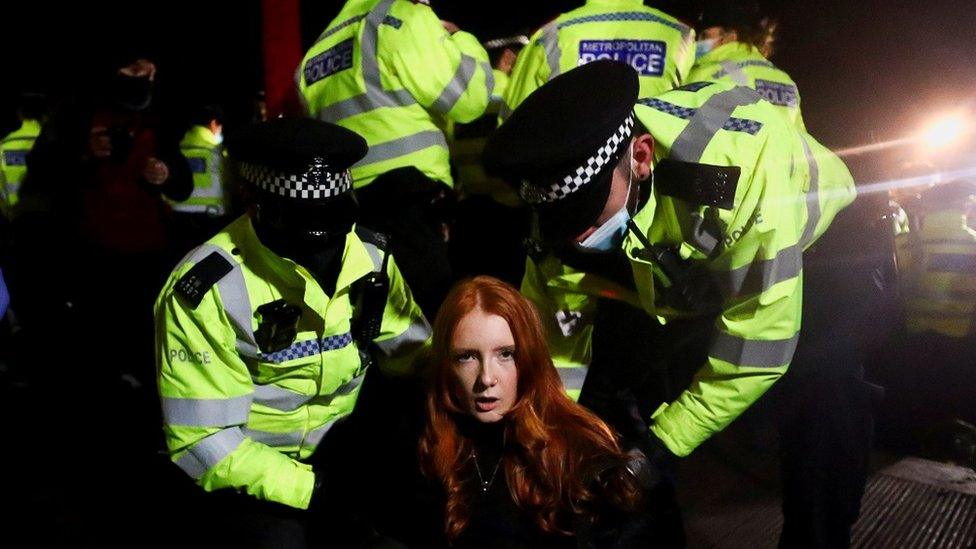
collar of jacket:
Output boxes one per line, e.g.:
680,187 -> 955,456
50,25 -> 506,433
227,215 -> 376,307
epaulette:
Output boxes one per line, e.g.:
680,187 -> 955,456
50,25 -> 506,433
174,251 -> 235,309
654,158 -> 739,210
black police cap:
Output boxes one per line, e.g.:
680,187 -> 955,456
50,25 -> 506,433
484,60 -> 639,240
698,0 -> 764,32
226,118 -> 368,202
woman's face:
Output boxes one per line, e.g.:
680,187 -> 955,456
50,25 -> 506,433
451,308 -> 519,423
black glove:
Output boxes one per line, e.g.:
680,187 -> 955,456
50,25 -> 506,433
625,432 -> 676,490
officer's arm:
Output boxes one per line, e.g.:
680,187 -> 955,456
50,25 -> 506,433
649,179 -> 804,456
373,253 -> 431,376
155,282 -> 316,510
500,28 -> 549,121
389,4 -> 493,124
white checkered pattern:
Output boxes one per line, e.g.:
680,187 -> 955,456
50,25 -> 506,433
240,160 -> 352,200
521,112 -> 635,204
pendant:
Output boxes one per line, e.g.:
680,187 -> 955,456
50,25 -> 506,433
481,481 -> 489,492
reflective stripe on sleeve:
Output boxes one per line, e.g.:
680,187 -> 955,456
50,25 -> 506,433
709,332 -> 799,368
162,394 -> 253,427
175,427 -> 246,479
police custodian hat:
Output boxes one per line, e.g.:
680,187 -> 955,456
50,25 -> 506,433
226,117 -> 368,202
484,60 -> 639,240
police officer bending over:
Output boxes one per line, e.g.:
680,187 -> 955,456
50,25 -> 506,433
485,61 -> 853,545
154,118 -> 431,548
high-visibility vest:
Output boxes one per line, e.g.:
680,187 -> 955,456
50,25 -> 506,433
297,0 -> 494,189
903,208 -> 976,338
173,125 -> 225,215
504,0 -> 695,118
688,41 -> 806,132
0,118 -> 41,215
155,216 -> 431,509
522,80 -> 855,456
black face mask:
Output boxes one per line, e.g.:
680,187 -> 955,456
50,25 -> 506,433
112,74 -> 153,111
252,193 -> 358,263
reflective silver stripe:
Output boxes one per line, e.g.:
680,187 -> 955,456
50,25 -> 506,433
721,244 -> 802,297
669,86 -> 761,162
306,418 -> 341,447
175,427 -> 246,480
333,372 -> 366,397
361,0 -> 395,91
557,366 -> 588,391
719,60 -> 750,86
170,203 -> 215,214
431,54 -> 478,114
213,249 -> 260,359
244,428 -> 304,448
253,384 -> 312,412
357,130 -> 448,167
317,88 -> 416,122
541,22 -> 562,79
709,332 -> 799,368
361,242 -> 384,271
180,245 -> 258,358
162,394 -> 253,427
482,61 -> 496,104
689,212 -> 721,256
316,0 -> 417,122
799,135 -> 822,249
376,318 -> 432,356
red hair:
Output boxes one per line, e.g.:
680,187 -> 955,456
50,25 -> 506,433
418,276 -> 638,541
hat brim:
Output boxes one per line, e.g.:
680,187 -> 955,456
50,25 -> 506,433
536,164 -> 615,242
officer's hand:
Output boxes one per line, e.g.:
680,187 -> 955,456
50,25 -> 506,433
625,433 -> 675,490
143,157 -> 170,185
89,127 -> 112,158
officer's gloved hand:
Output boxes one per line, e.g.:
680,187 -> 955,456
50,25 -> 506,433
625,432 -> 676,490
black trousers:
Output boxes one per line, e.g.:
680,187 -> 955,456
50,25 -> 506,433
772,364 -> 879,549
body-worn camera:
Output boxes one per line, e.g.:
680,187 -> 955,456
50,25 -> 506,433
255,299 -> 303,353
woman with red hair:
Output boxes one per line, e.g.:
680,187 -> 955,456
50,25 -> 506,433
418,275 -> 650,547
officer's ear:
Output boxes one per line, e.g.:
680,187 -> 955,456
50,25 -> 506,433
632,133 -> 654,182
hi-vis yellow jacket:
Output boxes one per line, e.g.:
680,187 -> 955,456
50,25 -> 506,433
503,0 -> 695,119
523,80 -> 856,456
155,216 -> 430,509
297,0 -> 494,189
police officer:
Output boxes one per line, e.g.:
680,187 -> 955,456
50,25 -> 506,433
297,0 -> 496,318
169,104 -> 229,251
690,1 -> 805,130
691,3 -> 884,546
154,118 -> 431,548
485,61 -> 854,545
0,93 -> 46,219
503,0 -> 696,119
900,180 -> 976,432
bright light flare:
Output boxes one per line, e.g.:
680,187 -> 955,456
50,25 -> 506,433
921,114 -> 967,149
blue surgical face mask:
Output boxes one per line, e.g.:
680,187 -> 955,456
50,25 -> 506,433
576,147 -> 636,253
695,38 -> 718,58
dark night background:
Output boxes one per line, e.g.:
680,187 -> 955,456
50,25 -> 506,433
5,0 -> 976,185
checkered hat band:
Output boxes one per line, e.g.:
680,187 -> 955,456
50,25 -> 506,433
521,112 -> 635,204
239,162 -> 352,200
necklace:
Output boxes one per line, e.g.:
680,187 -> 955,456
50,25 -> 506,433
471,450 -> 503,493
